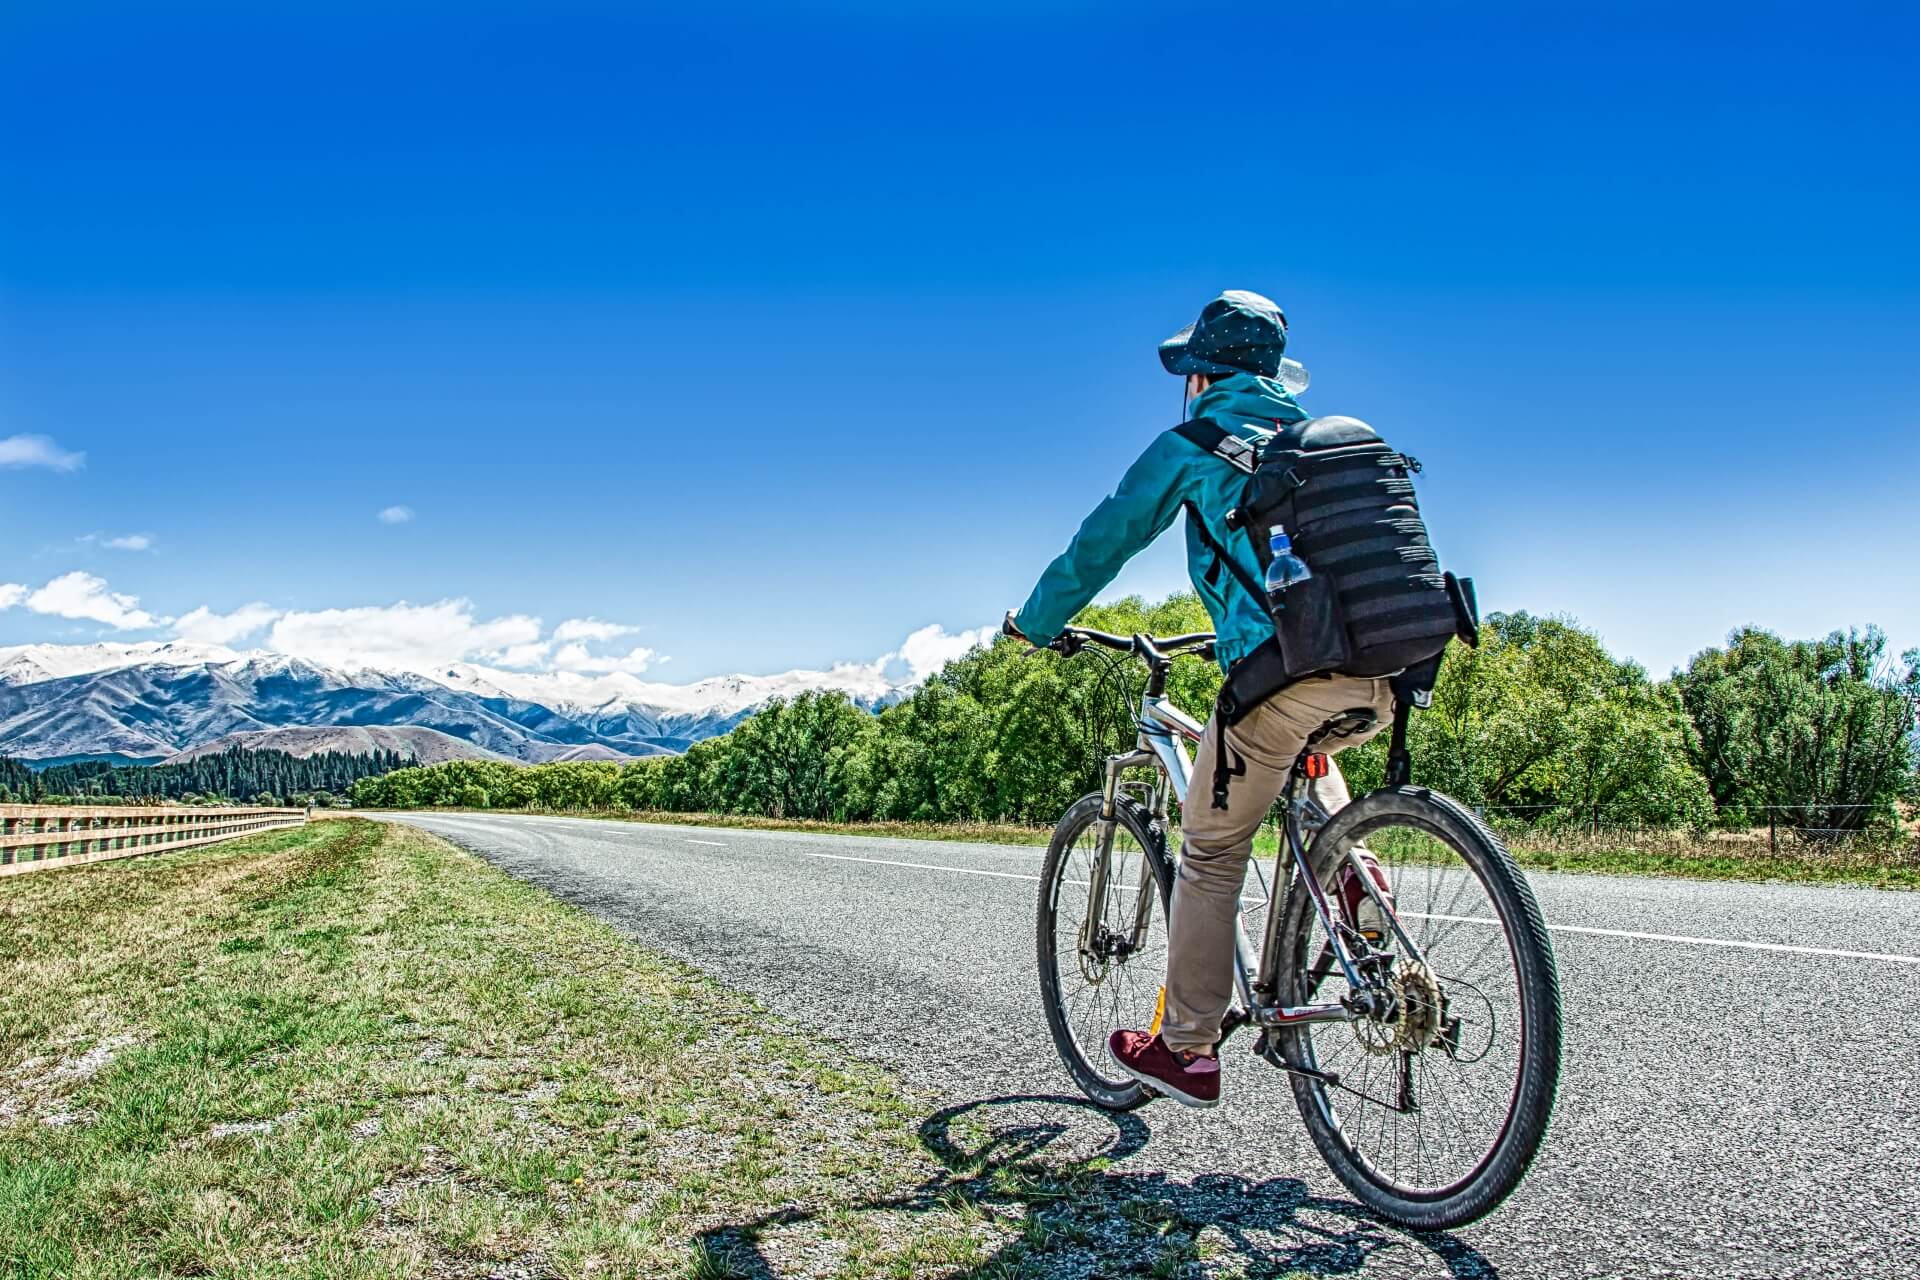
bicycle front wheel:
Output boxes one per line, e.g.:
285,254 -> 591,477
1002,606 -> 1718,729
1275,786 -> 1562,1230
1036,794 -> 1174,1111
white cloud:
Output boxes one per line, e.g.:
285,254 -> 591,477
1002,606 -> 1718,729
24,571 -> 158,629
495,640 -> 554,668
266,599 -> 543,673
550,642 -> 660,674
102,533 -> 153,552
0,434 -> 85,471
891,622 -> 998,682
173,601 -> 281,645
0,583 -> 25,610
826,622 -> 997,689
377,505 -> 414,524
552,618 -> 637,644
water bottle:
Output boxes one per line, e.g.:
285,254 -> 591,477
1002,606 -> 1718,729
1264,524 -> 1312,609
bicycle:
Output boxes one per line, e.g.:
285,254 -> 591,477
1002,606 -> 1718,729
1032,623 -> 1562,1230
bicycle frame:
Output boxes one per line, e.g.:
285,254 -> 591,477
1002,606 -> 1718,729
1082,644 -> 1423,1037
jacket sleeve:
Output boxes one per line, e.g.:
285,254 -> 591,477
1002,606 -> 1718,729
1014,432 -> 1190,645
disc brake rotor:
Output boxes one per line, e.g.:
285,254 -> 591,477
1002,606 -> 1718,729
1352,959 -> 1445,1057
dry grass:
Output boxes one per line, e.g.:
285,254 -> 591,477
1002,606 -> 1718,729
1499,824 -> 1920,888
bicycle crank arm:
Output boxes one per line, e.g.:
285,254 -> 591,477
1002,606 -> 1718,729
1252,1001 -> 1353,1028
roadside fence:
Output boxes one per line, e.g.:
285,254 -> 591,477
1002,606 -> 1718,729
0,805 -> 308,878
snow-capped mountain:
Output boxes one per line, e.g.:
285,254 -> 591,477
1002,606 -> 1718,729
0,644 -> 909,763
0,640 -> 255,687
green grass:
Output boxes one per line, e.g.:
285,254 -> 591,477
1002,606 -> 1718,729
379,804 -> 1920,890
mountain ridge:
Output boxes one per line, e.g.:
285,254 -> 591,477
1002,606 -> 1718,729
0,643 -> 910,763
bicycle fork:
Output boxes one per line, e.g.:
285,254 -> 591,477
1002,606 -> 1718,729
1079,752 -> 1160,964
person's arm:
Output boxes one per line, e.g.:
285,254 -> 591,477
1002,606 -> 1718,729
1013,432 -> 1190,645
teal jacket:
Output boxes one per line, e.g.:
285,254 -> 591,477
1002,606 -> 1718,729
1014,373 -> 1309,672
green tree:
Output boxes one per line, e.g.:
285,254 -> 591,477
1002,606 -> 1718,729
1676,626 -> 1918,832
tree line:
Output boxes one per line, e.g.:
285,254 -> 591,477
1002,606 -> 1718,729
350,593 -> 1920,836
0,746 -> 409,806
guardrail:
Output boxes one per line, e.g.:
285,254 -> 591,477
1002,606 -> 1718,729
0,805 -> 308,878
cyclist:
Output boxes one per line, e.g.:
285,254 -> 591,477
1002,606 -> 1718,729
1006,290 -> 1392,1108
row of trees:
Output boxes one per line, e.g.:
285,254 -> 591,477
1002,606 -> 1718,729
0,747 -> 410,806
350,593 -> 1919,835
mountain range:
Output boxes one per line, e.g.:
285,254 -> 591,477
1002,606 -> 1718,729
0,642 -> 904,765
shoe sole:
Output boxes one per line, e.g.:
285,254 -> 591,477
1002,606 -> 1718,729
1111,1058 -> 1220,1109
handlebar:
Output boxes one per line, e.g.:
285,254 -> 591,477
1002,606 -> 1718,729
1046,624 -> 1216,665
1002,612 -> 1215,664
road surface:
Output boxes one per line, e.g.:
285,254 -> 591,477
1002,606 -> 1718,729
381,811 -> 1920,1279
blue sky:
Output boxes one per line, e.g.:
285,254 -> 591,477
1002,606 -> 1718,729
2,1 -> 1915,683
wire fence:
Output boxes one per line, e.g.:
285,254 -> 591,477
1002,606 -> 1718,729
1469,802 -> 1912,856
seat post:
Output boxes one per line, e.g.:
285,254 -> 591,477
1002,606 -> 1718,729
1383,699 -> 1414,789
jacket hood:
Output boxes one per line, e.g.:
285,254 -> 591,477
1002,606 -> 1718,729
1186,371 -> 1309,430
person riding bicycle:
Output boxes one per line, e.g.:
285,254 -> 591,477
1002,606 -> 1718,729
1006,289 -> 1393,1108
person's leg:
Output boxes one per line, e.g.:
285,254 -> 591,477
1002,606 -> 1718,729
1161,674 -> 1395,1056
1158,705 -> 1293,1055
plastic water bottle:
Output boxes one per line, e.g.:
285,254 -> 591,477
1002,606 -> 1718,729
1265,524 -> 1312,608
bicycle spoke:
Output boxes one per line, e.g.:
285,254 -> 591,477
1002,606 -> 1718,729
1291,813 -> 1533,1197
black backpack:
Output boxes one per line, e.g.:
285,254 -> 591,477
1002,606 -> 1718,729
1176,414 -> 1477,705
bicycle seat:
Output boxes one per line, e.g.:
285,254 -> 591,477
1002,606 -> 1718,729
1307,708 -> 1380,747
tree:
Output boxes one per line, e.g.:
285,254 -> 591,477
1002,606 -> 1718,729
1676,626 -> 1918,832
1343,612 -> 1712,827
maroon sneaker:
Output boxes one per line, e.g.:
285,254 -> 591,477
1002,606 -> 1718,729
1337,849 -> 1396,944
1108,1030 -> 1220,1108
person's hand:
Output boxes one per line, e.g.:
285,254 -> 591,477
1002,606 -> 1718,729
1002,611 -> 1030,645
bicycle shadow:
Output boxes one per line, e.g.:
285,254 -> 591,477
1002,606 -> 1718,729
695,1093 -> 1498,1278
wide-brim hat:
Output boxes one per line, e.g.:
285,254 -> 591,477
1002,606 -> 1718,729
1159,289 -> 1306,391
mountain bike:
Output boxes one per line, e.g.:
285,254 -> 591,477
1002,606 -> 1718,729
1033,624 -> 1562,1230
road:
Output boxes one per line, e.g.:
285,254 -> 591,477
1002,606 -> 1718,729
382,811 -> 1920,1279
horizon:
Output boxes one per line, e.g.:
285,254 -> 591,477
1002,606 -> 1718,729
3,3 -> 1916,685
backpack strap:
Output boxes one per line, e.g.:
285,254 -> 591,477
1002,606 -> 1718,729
1182,502 -> 1265,604
1172,418 -> 1258,476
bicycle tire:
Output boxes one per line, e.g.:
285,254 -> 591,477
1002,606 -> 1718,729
1036,794 -> 1175,1111
1275,786 -> 1562,1230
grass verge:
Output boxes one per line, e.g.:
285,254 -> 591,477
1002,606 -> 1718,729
0,819 -> 1000,1277
0,819 -> 1366,1278
376,806 -> 1920,890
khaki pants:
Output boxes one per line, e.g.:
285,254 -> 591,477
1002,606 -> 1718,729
1160,674 -> 1395,1055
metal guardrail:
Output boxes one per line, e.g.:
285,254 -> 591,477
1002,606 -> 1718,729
0,805 -> 308,878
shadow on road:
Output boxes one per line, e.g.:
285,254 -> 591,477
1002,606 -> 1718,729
695,1094 -> 1497,1278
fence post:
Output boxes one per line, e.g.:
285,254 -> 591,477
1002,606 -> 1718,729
1768,807 -> 1777,854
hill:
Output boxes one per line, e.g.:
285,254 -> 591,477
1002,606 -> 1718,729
162,725 -> 511,766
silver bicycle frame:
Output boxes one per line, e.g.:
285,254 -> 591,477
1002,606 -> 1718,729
1086,687 -> 1363,1032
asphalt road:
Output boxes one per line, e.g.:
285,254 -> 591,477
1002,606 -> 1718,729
381,811 -> 1920,1279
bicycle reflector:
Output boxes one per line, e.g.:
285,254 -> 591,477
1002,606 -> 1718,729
1304,752 -> 1330,780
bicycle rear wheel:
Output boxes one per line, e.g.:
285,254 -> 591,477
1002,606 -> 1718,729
1275,786 -> 1561,1230
1036,794 -> 1174,1111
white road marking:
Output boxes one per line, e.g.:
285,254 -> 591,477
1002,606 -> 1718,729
1405,911 -> 1920,967
789,849 -> 1041,882
779,846 -> 1920,968
401,816 -> 1920,969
